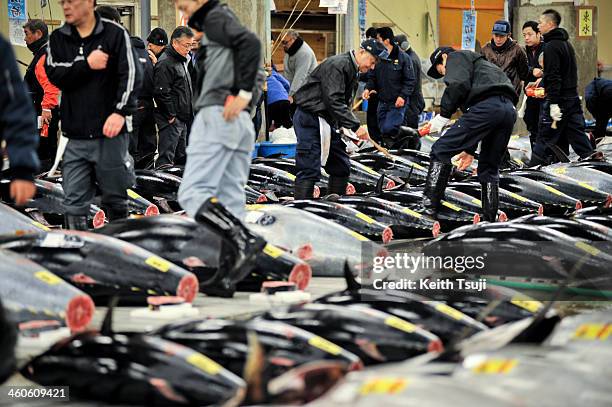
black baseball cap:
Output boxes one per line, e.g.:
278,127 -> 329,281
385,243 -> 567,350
361,38 -> 389,60
427,46 -> 455,79
394,34 -> 410,52
147,27 -> 168,46
492,20 -> 511,35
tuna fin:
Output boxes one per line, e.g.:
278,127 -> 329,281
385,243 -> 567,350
375,174 -> 385,195
100,296 -> 119,336
344,261 -> 361,292
244,330 -> 266,403
550,145 -> 570,163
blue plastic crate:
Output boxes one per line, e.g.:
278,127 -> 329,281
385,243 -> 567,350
251,143 -> 260,159
258,142 -> 296,158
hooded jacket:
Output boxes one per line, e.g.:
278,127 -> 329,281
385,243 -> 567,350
440,50 -> 518,119
131,36 -> 154,101
45,12 -> 141,139
267,69 -> 290,105
481,39 -> 529,98
542,27 -> 579,103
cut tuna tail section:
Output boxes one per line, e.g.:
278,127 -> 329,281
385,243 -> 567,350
344,260 -> 362,292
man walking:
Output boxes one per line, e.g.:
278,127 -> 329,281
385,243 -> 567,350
423,47 -> 518,222
363,27 -> 415,147
176,0 -> 262,220
292,40 -> 387,199
530,9 -> 593,165
146,27 -> 167,65
281,30 -> 317,104
481,20 -> 529,102
46,0 -> 140,228
23,19 -> 60,170
521,20 -> 545,148
395,34 -> 425,130
154,26 -> 194,168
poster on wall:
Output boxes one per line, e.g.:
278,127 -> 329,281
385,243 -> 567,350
461,10 -> 477,51
328,0 -> 348,15
359,0 -> 367,41
8,0 -> 27,46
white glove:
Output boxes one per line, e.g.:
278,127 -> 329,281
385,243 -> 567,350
517,95 -> 528,119
428,114 -> 450,134
550,104 -> 562,122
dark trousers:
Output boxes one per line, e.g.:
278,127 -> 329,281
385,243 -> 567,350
377,101 -> 407,135
37,108 -> 60,171
366,94 -> 381,143
131,100 -> 157,161
156,118 -> 187,167
533,97 -> 593,161
593,109 -> 611,142
403,103 -> 421,129
267,100 -> 293,129
62,133 -> 135,215
523,97 -> 542,149
431,95 -> 516,183
293,107 -> 350,182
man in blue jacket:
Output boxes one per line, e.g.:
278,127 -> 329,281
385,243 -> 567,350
266,66 -> 292,130
362,27 -> 416,147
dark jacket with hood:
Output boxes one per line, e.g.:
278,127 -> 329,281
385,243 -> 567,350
524,41 -> 544,88
0,34 -> 40,180
542,27 -> 579,103
481,38 -> 529,98
440,50 -> 518,119
153,44 -> 193,124
294,51 -> 361,131
585,77 -> 612,116
131,36 -> 154,102
366,44 -> 415,104
45,12 -> 141,139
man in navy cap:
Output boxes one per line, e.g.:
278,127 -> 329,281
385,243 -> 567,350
292,39 -> 388,199
423,46 -> 518,222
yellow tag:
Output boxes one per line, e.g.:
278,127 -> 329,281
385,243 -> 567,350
286,172 -> 296,181
363,165 -> 378,175
31,221 -> 51,231
575,241 -> 600,256
471,198 -> 482,206
442,201 -> 462,212
35,270 -> 62,286
573,323 -> 612,341
577,182 -> 595,191
246,204 -> 265,211
472,358 -> 518,374
513,158 -> 524,165
186,353 -> 222,375
435,303 -> 465,320
127,189 -> 142,200
356,212 -> 376,224
308,336 -> 342,355
544,185 -> 564,196
210,197 -> 219,203
508,192 -> 529,202
511,298 -> 543,313
385,316 -> 416,333
359,377 -> 407,395
402,208 -> 423,219
263,244 -> 284,259
552,167 -> 567,175
411,162 -> 426,171
349,230 -> 369,241
145,256 -> 171,272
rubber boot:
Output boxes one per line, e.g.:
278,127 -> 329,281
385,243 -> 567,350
422,161 -> 453,219
294,180 -> 316,200
65,214 -> 88,230
526,152 -> 547,168
194,198 -> 266,297
0,299 -> 17,384
106,205 -> 129,222
481,182 -> 500,222
328,176 -> 349,196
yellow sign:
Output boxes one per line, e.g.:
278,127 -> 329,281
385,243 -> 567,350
511,297 -> 543,313
186,353 -> 222,375
35,270 -> 62,285
308,336 -> 343,355
385,316 -> 417,333
349,230 -> 369,242
356,212 -> 376,224
263,244 -> 284,259
359,377 -> 407,395
145,256 -> 171,272
127,189 -> 142,200
435,303 -> 465,321
573,323 -> 612,341
578,8 -> 593,37
402,208 -> 423,219
472,358 -> 518,374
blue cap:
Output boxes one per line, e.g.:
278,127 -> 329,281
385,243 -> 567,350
492,20 -> 511,35
361,39 -> 389,60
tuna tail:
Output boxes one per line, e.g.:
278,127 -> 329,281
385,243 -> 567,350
550,145 -> 570,163
344,261 -> 362,292
243,330 -> 267,404
375,174 -> 385,195
100,296 -> 119,336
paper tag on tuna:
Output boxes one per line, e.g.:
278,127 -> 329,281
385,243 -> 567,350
308,335 -> 343,355
263,244 -> 284,258
573,324 -> 612,341
31,221 -> 51,231
442,201 -> 462,212
510,298 -> 543,313
508,192 -> 529,202
244,210 -> 266,224
186,353 -> 222,375
127,189 -> 142,199
402,208 -> 422,218
385,316 -> 416,333
411,162 -> 427,171
435,303 -> 465,320
471,358 -> 518,374
349,230 -> 369,242
359,377 -> 408,395
356,212 -> 376,224
35,270 -> 63,285
40,233 -> 83,248
145,256 -> 171,272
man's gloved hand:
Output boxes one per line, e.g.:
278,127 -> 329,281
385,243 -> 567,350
428,114 -> 450,134
550,104 -> 563,122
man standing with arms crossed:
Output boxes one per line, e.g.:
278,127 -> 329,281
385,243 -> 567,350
46,0 -> 140,228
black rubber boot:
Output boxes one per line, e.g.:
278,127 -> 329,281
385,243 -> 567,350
526,152 -> 547,167
481,182 -> 500,222
294,180 -> 316,200
64,215 -> 88,230
328,176 -> 349,196
0,299 -> 17,384
194,198 -> 266,297
106,205 -> 129,222
422,161 -> 453,219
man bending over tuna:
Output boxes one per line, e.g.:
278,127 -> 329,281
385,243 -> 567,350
422,47 -> 518,222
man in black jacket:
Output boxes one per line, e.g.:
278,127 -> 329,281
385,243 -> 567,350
585,77 -> 612,143
359,27 -> 381,143
292,39 -> 387,199
96,5 -> 156,165
521,20 -> 544,148
363,27 -> 415,148
1,34 -> 39,205
530,9 -> 593,165
46,0 -> 140,228
395,34 -> 425,130
154,26 -> 194,167
424,47 -> 518,222
146,27 -> 167,65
